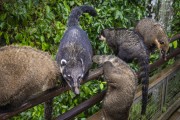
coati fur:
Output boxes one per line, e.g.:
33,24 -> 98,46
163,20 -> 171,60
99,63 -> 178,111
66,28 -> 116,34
88,55 -> 137,120
56,5 -> 97,95
99,28 -> 149,115
0,45 -> 60,111
135,18 -> 169,60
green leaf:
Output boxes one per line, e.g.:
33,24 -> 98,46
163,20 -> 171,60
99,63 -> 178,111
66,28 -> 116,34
0,13 -> 7,21
46,5 -> 51,14
40,35 -> 45,42
172,40 -> 178,48
4,33 -> 9,44
0,22 -> 5,29
15,33 -> 23,40
42,42 -> 49,51
115,10 -> 123,20
100,83 -> 104,90
54,34 -> 61,43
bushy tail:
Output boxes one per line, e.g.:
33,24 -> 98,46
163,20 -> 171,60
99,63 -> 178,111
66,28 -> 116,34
93,55 -> 119,65
67,5 -> 97,27
139,57 -> 149,115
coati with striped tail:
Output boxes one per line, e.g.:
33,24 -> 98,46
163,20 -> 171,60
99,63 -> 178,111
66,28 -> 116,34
56,5 -> 97,95
99,28 -> 149,115
135,18 -> 169,60
88,55 -> 137,120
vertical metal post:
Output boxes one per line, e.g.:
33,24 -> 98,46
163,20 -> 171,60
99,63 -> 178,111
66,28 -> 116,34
160,76 -> 168,113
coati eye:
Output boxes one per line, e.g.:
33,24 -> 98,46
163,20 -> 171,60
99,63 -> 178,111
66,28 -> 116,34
77,74 -> 83,81
61,59 -> 67,66
65,74 -> 72,81
159,41 -> 164,44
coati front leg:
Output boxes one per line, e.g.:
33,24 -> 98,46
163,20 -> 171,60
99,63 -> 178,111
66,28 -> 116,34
44,99 -> 53,120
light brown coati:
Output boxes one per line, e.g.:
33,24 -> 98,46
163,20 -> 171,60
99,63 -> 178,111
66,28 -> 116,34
99,28 -> 149,115
56,5 -> 97,95
135,18 -> 169,60
0,45 -> 60,112
88,55 -> 137,120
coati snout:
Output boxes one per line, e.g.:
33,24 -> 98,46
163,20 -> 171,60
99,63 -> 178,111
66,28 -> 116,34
60,59 -> 85,95
159,39 -> 169,60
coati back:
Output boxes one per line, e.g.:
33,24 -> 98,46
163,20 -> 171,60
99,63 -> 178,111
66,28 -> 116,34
99,28 -> 149,115
135,18 -> 169,60
0,45 -> 60,110
56,5 -> 97,94
92,55 -> 137,120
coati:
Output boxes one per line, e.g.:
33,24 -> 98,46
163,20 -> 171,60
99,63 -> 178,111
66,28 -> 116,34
135,18 -> 169,60
0,45 -> 60,111
99,28 -> 149,115
56,5 -> 97,95
88,55 -> 137,120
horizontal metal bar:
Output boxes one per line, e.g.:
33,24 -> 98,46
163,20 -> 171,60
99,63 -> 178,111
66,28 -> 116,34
169,33 -> 180,42
56,90 -> 106,120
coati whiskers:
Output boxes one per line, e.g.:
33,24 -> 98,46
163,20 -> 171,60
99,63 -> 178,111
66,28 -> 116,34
56,5 -> 97,95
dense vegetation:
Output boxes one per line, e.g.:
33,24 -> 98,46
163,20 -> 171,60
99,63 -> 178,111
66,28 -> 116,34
0,0 -> 179,120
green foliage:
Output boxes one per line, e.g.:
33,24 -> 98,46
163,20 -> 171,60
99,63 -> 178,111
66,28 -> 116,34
0,0 -> 147,55
172,0 -> 180,35
0,0 -> 178,120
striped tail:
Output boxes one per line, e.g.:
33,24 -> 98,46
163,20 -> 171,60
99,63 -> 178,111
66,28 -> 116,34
139,57 -> 149,115
67,5 -> 97,27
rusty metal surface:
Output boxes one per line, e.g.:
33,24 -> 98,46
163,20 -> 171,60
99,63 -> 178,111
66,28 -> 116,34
169,33 -> 180,42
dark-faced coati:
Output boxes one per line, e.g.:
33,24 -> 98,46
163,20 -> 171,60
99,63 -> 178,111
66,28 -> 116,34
135,18 -> 169,60
56,5 -> 97,95
99,28 -> 149,115
0,45 -> 60,111
88,55 -> 137,120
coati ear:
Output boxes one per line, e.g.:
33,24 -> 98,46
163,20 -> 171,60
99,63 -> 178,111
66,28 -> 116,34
154,23 -> 164,30
61,59 -> 67,66
154,23 -> 161,27
80,58 -> 85,72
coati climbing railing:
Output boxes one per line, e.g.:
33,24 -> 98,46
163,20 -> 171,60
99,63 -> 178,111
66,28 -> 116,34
0,35 -> 179,120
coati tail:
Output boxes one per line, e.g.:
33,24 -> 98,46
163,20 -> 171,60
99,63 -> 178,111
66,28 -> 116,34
67,5 -> 97,27
93,55 -> 119,65
93,55 -> 134,72
139,57 -> 149,115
